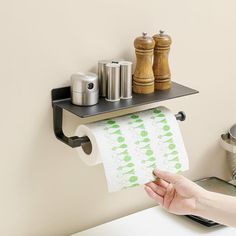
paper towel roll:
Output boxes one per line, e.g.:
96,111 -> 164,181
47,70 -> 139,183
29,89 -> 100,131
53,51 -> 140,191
76,125 -> 103,166
75,106 -> 189,192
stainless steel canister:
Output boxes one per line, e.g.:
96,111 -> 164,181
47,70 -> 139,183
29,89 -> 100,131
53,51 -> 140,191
98,60 -> 110,97
221,124 -> 236,182
119,61 -> 133,99
105,63 -> 120,102
71,72 -> 99,106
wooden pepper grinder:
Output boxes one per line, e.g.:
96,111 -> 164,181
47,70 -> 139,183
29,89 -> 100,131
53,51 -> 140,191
153,30 -> 172,90
133,32 -> 155,94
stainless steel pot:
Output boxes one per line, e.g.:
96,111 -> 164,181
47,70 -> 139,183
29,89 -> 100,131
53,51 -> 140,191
221,124 -> 236,153
221,124 -> 236,181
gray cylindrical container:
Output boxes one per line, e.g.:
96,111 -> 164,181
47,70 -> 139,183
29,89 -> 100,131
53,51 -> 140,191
221,124 -> 236,182
119,61 -> 133,99
71,72 -> 99,106
228,124 -> 236,180
105,63 -> 120,102
98,60 -> 110,97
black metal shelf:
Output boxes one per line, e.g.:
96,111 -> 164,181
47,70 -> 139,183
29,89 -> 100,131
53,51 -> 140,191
51,82 -> 198,148
52,82 -> 198,118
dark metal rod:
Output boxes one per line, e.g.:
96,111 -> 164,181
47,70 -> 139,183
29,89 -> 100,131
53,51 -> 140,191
53,104 -> 186,148
175,111 -> 186,121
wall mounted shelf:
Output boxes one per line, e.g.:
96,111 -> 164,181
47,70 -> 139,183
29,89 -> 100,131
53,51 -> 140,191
51,82 -> 198,148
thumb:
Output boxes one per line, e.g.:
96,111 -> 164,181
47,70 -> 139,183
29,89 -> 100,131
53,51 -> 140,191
153,169 -> 180,184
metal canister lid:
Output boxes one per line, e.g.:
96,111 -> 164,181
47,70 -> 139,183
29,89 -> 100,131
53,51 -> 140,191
105,63 -> 120,69
71,72 -> 98,93
119,61 -> 132,66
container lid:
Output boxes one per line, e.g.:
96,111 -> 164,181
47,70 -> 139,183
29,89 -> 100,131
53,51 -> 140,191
119,61 -> 133,66
134,32 -> 155,50
105,63 -> 120,68
71,72 -> 98,93
153,30 -> 172,48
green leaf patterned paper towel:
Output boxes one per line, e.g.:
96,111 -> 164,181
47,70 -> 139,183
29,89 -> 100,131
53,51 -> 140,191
75,106 -> 189,192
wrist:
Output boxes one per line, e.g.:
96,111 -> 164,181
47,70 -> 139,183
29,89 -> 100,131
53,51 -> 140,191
192,189 -> 213,216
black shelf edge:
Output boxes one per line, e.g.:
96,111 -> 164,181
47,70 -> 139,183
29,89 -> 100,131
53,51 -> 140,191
51,82 -> 198,118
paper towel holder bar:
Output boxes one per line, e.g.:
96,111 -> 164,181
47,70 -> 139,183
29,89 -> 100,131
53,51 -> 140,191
52,104 -> 186,148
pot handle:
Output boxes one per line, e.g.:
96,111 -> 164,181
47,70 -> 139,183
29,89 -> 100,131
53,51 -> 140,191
220,133 -> 236,153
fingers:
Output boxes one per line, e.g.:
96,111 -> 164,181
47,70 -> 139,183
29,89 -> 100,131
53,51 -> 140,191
145,182 -> 166,196
163,184 -> 175,209
153,169 -> 181,184
154,178 -> 169,189
144,185 -> 164,205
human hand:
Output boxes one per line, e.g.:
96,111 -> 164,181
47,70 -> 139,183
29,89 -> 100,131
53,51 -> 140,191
144,169 -> 207,215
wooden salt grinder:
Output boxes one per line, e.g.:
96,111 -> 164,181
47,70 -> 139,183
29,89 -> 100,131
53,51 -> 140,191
133,32 -> 155,94
153,30 -> 172,90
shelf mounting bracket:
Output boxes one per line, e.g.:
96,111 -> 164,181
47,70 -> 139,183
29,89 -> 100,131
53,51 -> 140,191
53,105 -> 90,148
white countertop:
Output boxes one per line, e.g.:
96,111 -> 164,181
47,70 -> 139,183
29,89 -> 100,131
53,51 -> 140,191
71,206 -> 236,236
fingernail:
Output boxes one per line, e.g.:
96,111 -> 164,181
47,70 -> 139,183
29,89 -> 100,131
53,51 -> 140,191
153,169 -> 158,176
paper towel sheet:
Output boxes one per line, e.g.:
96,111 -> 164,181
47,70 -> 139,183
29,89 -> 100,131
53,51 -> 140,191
76,106 -> 189,192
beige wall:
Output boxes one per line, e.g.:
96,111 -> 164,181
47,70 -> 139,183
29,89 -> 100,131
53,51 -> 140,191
1,0 -> 236,235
